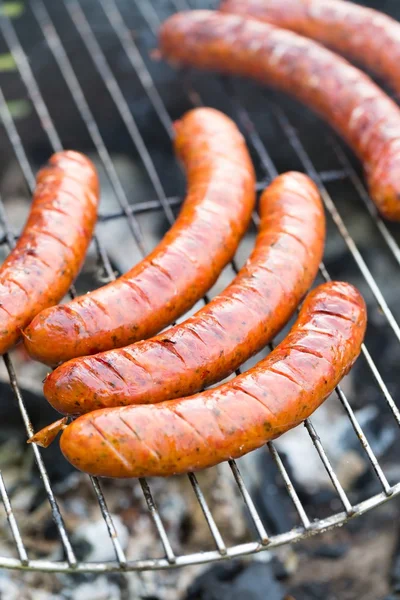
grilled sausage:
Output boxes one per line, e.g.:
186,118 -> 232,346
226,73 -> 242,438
57,281 -> 366,478
23,108 -> 256,365
43,172 -> 325,415
220,0 -> 400,96
0,151 -> 99,355
159,11 -> 400,221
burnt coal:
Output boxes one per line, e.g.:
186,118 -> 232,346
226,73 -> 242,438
308,543 -> 349,560
390,534 -> 400,594
185,559 -> 286,600
287,581 -> 336,600
251,451 -> 297,535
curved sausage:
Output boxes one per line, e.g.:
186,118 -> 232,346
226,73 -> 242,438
220,0 -> 400,96
57,281 -> 366,478
23,108 -> 256,365
0,151 -> 99,355
43,172 -> 325,415
159,11 -> 400,221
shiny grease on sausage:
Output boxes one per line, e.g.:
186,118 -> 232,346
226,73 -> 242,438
0,151 -> 99,355
159,11 -> 400,221
59,281 -> 366,478
23,108 -> 256,365
43,172 -> 325,415
221,0 -> 400,96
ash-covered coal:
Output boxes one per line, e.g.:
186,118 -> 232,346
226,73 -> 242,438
185,559 -> 287,600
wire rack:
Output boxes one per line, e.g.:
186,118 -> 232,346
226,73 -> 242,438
0,0 -> 398,573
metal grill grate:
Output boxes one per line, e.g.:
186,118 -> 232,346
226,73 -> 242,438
0,0 -> 398,573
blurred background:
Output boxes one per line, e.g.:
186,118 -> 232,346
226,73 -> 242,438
0,0 -> 399,598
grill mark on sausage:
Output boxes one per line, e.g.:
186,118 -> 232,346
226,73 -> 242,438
279,228 -> 313,255
118,414 -> 162,462
0,303 -> 14,318
121,278 -> 153,308
156,339 -> 187,365
171,407 -> 209,446
90,419 -> 131,472
304,327 -> 336,338
230,382 -> 278,418
119,349 -> 155,382
185,324 -> 209,348
7,278 -> 30,297
59,304 -> 91,334
92,356 -> 127,385
30,253 -> 52,270
289,344 -> 326,360
268,366 -> 303,387
150,261 -> 175,286
84,297 -> 108,318
314,309 -> 357,323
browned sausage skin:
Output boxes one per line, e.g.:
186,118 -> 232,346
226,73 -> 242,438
43,172 -> 325,415
159,11 -> 400,221
23,108 -> 256,365
221,0 -> 400,96
58,281 -> 366,478
0,151 -> 99,355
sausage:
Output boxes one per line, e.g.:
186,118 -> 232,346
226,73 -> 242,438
23,108 -> 256,365
57,281 -> 367,478
220,0 -> 400,96
43,172 -> 325,415
159,11 -> 400,221
0,151 -> 99,355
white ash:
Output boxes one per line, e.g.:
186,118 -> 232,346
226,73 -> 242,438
72,516 -> 129,563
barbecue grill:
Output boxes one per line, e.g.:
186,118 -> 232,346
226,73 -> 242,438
0,0 -> 399,574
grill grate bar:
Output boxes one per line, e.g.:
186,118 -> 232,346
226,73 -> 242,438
3,355 -> 77,567
0,86 -> 36,192
65,0 -> 175,227
222,78 -> 278,179
336,386 -> 392,495
267,442 -> 311,529
99,0 -> 174,138
304,419 -> 354,515
0,13 -> 62,152
327,135 -> 400,266
89,476 -> 128,567
138,478 -> 176,563
274,105 -> 400,344
187,473 -> 227,555
0,472 -> 28,565
0,197 -> 17,249
228,460 -> 269,544
361,343 -> 400,426
31,0 -> 147,258
318,169 -> 348,183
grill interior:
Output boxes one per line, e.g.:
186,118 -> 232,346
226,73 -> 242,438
0,0 -> 399,574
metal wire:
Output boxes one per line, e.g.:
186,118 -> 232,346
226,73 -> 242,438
0,0 -> 396,573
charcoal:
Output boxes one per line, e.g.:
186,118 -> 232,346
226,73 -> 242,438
251,451 -> 297,535
309,543 -> 349,560
287,582 -> 335,600
185,559 -> 286,600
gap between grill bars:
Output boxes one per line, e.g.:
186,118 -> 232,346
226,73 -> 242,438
0,0 -> 396,573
